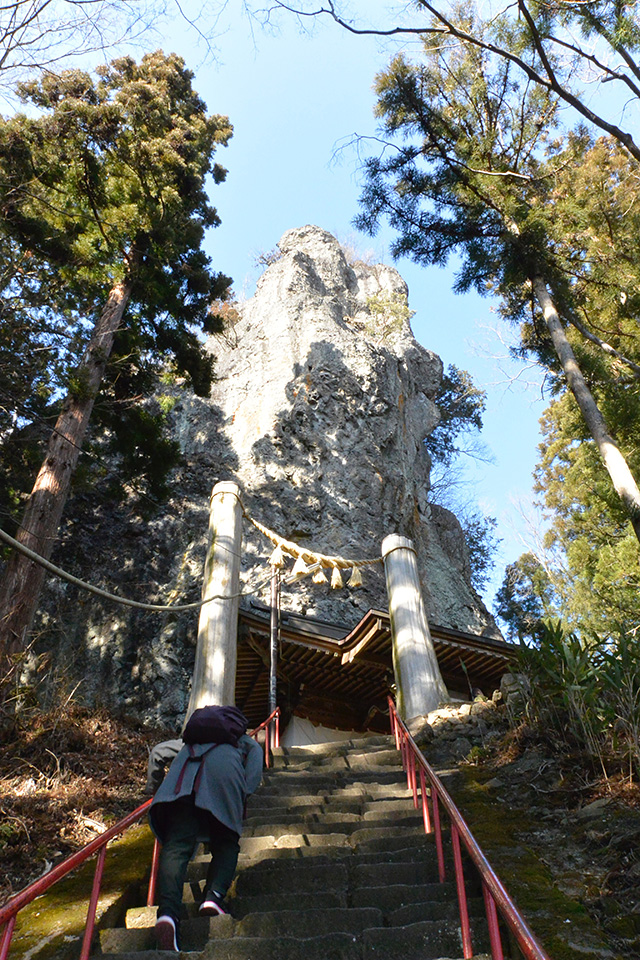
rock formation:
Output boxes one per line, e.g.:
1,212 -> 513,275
33,225 -> 500,725
180,225 -> 497,632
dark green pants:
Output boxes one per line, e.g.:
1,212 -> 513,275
154,795 -> 240,922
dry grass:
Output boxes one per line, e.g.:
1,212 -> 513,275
0,705 -> 171,905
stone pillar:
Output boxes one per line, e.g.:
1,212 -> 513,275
187,481 -> 243,717
382,534 -> 448,721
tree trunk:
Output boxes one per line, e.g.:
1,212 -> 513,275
0,275 -> 134,689
532,274 -> 640,544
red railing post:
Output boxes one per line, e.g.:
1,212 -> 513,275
419,766 -> 432,834
389,700 -> 400,750
386,698 -> 552,960
410,753 -> 418,809
0,917 -> 16,960
147,839 -> 160,907
432,790 -> 446,883
79,845 -> 107,960
483,882 -> 505,960
451,823 -> 473,959
250,708 -> 280,770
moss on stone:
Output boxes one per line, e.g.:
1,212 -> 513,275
7,823 -> 154,960
451,767 -> 622,960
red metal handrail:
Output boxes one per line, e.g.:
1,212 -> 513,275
388,697 -> 551,960
0,798 -> 152,960
250,706 -> 280,768
0,707 -> 282,960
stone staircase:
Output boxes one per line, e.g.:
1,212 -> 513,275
97,735 -> 491,960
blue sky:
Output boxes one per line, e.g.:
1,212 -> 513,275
159,3 -> 549,610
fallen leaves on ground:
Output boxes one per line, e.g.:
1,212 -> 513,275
0,705 -> 172,906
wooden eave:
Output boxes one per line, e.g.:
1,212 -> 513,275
236,605 -> 516,732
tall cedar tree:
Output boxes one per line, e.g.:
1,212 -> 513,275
354,12 -> 640,547
520,136 -> 640,637
0,52 -> 232,686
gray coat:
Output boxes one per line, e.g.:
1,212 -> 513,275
149,735 -> 263,839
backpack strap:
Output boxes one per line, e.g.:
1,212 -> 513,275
174,743 -> 220,795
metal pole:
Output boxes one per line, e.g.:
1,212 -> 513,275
269,566 -> 280,716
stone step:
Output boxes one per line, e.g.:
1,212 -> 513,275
229,890 -> 349,916
244,797 -> 424,824
256,779 -> 411,798
352,881 -> 458,911
235,907 -> 385,939
271,737 -> 393,760
187,827 -> 432,880
189,922 -> 488,960
246,798 -> 366,816
242,812 -> 425,834
235,832 -> 354,858
103,907 -> 392,953
262,764 -> 406,781
271,749 -> 402,772
362,919 -> 490,960
234,842 -> 437,870
235,859 -> 350,896
200,932 -> 362,960
237,851 -> 438,892
100,914 -> 232,954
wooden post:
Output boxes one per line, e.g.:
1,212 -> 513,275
186,481 -> 243,717
269,566 -> 280,716
382,534 -> 448,721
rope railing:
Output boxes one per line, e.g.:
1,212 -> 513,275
388,697 -> 552,960
0,525 -> 274,612
0,508 -> 382,612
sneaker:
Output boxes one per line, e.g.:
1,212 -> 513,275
199,890 -> 229,917
155,915 -> 179,951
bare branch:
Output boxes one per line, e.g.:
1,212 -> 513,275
568,313 -> 640,380
265,0 -> 640,162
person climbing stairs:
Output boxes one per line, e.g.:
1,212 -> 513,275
96,733 -> 491,959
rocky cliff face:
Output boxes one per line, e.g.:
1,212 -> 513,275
194,225 -> 497,633
34,226 -> 499,726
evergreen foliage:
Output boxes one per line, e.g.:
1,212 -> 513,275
0,51 -> 232,676
425,365 -> 486,468
354,6 -> 640,624
494,552 -> 555,642
425,364 -> 498,592
0,51 -> 232,518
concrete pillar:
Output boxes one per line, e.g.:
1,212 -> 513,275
382,534 -> 448,721
187,481 -> 243,717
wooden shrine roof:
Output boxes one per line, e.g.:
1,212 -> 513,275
236,605 -> 516,733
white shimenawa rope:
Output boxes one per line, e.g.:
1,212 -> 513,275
246,514 -> 382,589
0,526 -> 272,613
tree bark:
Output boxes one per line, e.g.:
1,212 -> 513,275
532,274 -> 640,544
0,275 -> 134,689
